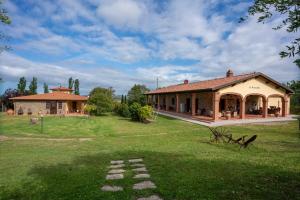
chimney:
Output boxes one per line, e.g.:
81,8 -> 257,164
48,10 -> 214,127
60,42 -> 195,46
226,69 -> 234,77
184,79 -> 189,84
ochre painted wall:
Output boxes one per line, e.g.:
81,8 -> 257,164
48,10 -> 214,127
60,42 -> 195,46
219,77 -> 286,98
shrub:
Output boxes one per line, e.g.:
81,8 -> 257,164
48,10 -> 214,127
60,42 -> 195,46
138,105 -> 153,122
84,104 -> 97,115
87,87 -> 114,115
114,102 -> 130,118
129,103 -> 153,122
129,102 -> 142,121
113,102 -> 120,113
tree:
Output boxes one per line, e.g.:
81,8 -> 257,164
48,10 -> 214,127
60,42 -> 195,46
87,87 -> 114,115
74,79 -> 80,95
121,94 -> 124,104
0,88 -> 19,109
17,77 -> 26,95
242,0 -> 300,68
43,83 -> 49,93
28,77 -> 37,95
68,77 -> 74,93
127,84 -> 150,106
286,80 -> 300,114
0,0 -> 11,53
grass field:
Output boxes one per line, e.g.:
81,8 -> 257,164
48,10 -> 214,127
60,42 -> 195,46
0,114 -> 299,200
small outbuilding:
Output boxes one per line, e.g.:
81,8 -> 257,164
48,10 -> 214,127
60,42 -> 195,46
145,70 -> 294,122
10,86 -> 88,115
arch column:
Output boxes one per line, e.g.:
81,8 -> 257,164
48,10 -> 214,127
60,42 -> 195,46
212,92 -> 220,121
282,96 -> 289,117
241,98 -> 246,119
165,94 -> 169,111
263,99 -> 268,118
191,93 -> 196,116
176,94 -> 179,113
157,94 -> 160,110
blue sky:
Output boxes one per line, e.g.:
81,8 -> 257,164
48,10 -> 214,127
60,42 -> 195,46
0,0 -> 299,95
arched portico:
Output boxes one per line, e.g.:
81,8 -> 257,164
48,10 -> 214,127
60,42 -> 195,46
219,93 -> 243,119
244,93 -> 268,118
267,94 -> 288,117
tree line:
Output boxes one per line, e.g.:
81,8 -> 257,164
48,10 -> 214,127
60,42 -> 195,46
0,77 -> 80,110
85,84 -> 152,123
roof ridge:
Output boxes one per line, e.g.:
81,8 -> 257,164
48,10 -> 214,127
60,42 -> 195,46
156,72 -> 256,90
189,72 -> 256,84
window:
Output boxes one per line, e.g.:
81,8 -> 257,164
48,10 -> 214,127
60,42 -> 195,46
171,98 -> 175,105
46,101 -> 50,109
58,101 -> 62,109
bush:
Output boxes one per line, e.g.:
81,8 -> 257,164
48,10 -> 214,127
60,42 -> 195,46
114,102 -> 130,118
87,87 -> 114,115
129,102 -> 142,121
138,105 -> 153,122
129,103 -> 153,122
291,105 -> 300,115
84,104 -> 97,115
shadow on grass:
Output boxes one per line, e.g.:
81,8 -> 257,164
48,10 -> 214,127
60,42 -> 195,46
1,151 -> 299,200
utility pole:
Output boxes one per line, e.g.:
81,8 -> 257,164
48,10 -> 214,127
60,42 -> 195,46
156,77 -> 159,89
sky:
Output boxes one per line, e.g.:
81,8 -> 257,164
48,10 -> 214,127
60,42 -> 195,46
0,0 -> 299,95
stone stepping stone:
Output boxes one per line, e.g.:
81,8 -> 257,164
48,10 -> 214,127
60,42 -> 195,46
129,158 -> 143,163
101,185 -> 123,192
106,173 -> 124,180
109,164 -> 125,169
137,195 -> 163,200
131,163 -> 145,167
133,173 -> 150,179
111,160 -> 124,164
108,169 -> 125,174
133,167 -> 147,172
133,180 -> 156,190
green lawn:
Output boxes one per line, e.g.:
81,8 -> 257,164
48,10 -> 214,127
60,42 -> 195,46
0,114 -> 299,200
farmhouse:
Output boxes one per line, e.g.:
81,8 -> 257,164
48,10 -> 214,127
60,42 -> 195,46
10,86 -> 88,115
146,70 -> 294,122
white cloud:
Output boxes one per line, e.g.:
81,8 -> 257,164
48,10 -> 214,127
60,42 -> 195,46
97,0 -> 144,28
1,0 -> 299,95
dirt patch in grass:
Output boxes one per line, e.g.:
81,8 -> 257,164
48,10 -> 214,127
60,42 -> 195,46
0,135 -> 94,142
0,135 -> 9,141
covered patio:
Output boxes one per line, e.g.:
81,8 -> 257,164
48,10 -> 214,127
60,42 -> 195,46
145,70 -> 293,122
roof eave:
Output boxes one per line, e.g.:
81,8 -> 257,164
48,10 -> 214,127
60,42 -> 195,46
212,72 -> 294,94
145,88 -> 213,95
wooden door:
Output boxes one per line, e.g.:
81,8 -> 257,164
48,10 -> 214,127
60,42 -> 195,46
186,98 -> 191,113
50,101 -> 57,114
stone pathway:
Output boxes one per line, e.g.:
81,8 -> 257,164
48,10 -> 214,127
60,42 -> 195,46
100,158 -> 163,199
137,195 -> 163,200
101,160 -> 125,192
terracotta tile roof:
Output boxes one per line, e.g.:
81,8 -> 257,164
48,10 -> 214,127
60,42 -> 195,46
10,92 -> 88,101
146,72 -> 293,94
50,86 -> 73,91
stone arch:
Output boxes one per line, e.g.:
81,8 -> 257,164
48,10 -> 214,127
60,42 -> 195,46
267,94 -> 287,117
219,92 -> 243,119
244,93 -> 268,118
243,93 -> 267,102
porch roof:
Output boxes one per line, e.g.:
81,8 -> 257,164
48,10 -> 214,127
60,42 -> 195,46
10,93 -> 88,101
146,72 -> 294,94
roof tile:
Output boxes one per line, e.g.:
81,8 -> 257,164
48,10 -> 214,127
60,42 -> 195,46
146,73 -> 256,94
10,93 -> 88,101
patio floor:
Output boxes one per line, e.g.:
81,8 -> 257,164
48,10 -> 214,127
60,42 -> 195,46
157,110 -> 297,127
